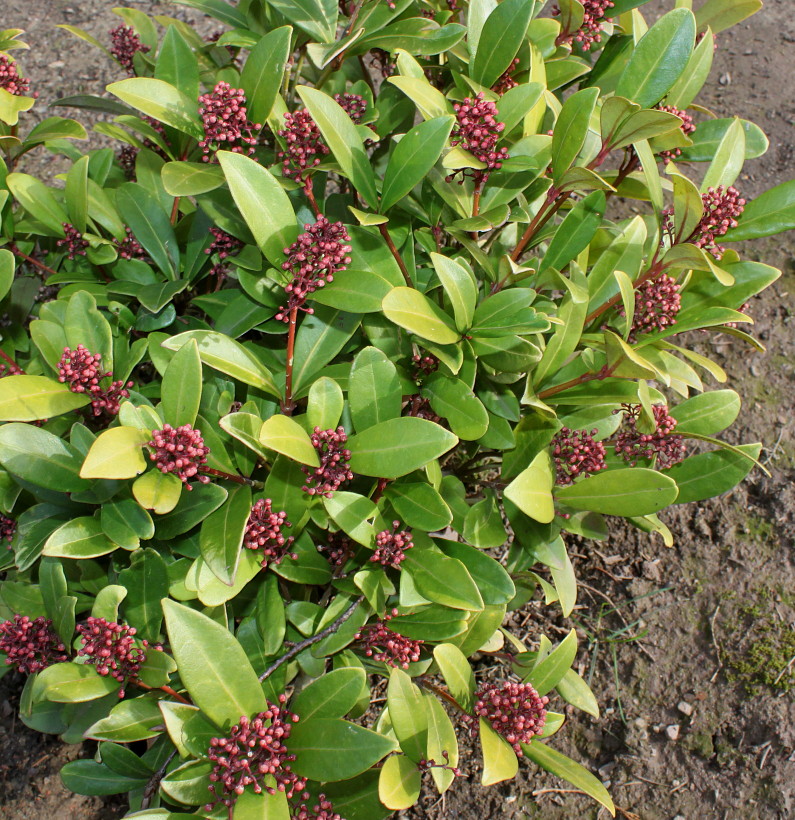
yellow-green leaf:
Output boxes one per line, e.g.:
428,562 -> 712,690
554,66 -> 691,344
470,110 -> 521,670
80,426 -> 150,479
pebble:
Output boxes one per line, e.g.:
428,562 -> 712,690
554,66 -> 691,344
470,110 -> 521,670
677,701 -> 694,717
719,72 -> 732,86
48,60 -> 65,68
665,724 -> 681,741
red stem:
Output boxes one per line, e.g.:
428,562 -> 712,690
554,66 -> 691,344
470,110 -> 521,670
378,223 -> 412,287
201,468 -> 252,486
134,679 -> 191,704
170,196 -> 181,226
0,349 -> 23,374
282,307 -> 298,414
12,247 -> 59,279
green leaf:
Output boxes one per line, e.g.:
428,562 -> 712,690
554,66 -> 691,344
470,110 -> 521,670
0,375 -> 90,421
386,483 -> 452,531
403,549 -> 484,611
101,499 -> 154,551
695,0 -> 762,34
159,759 -> 212,805
324,492 -> 376,547
381,117 -> 454,213
106,78 -> 202,138
504,451 -> 555,524
423,692 -> 459,793
349,347 -> 402,433
0,249 -> 14,302
241,26 -> 293,125
234,789 -> 291,820
118,549 -> 169,641
388,76 -> 451,121
552,87 -> 600,182
665,443 -> 761,504
539,191 -> 605,274
430,253 -> 477,332
463,492 -> 507,549
470,0 -> 533,88
60,760 -> 147,796
259,415 -> 319,467
289,718 -> 397,781
681,118 -> 768,162
217,151 -> 297,268
0,423 -> 86,491
155,25 -> 199,102
307,377 -> 344,431
132,470 -> 183,515
161,338 -> 202,428
65,154 -> 89,234
291,668 -> 366,721
311,268 -> 395,313
297,86 -> 379,208
0,87 -> 35,126
555,668 -> 600,718
116,183 -> 179,279
91,584 -> 127,623
422,375 -> 487,441
378,754 -> 421,810
86,697 -> 164,742
522,742 -> 615,816
348,417 -> 458,478
555,468 -> 679,516
42,517 -> 116,559
723,180 -> 795,242
524,629 -> 578,696
382,287 -> 459,345
80,427 -> 150,480
669,390 -> 740,436
266,0 -> 337,42
433,643 -> 475,711
388,668 -> 428,762
33,662 -> 119,702
199,484 -> 251,585
163,599 -> 267,729
161,161 -> 224,196
615,8 -> 696,107
163,330 -> 279,397
6,172 -> 68,234
701,117 -> 745,191
480,719 -> 518,785
439,540 -> 515,606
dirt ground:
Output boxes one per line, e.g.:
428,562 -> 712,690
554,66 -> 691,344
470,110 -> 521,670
1,1 -> 793,819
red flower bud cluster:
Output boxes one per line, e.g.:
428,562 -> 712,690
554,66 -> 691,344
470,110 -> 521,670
657,104 -> 696,164
109,25 -> 151,75
199,82 -> 260,162
623,272 -> 681,341
418,750 -> 462,778
206,696 -> 304,811
355,610 -> 423,669
276,217 -> 351,320
114,227 -> 148,261
407,396 -> 443,424
473,681 -> 549,755
725,301 -> 751,329
0,54 -> 34,97
77,617 -> 151,696
551,427 -> 607,485
205,226 -> 244,280
0,361 -> 22,378
371,522 -> 413,568
56,223 -> 89,260
278,108 -> 329,189
302,426 -> 354,497
554,0 -> 615,51
292,794 -> 344,820
243,498 -> 296,568
0,514 -> 16,545
58,345 -> 132,418
693,185 -> 746,259
0,615 -> 69,674
412,353 -> 439,382
447,94 -> 508,184
493,58 -> 520,96
334,92 -> 368,124
614,403 -> 686,469
148,424 -> 211,488
319,530 -> 352,567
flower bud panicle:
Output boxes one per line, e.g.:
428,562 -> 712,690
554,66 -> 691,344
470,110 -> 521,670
292,793 -> 344,820
657,104 -> 696,163
333,92 -> 368,124
56,223 -> 90,260
301,426 -> 354,497
58,345 -> 132,418
0,54 -> 34,96
0,615 -> 69,674
554,0 -> 615,51
551,427 -> 608,485
371,522 -> 413,568
199,82 -> 260,162
319,531 -> 352,567
411,353 -> 439,382
355,610 -> 423,669
148,424 -> 210,488
447,93 -> 508,184
206,697 -> 304,810
493,57 -> 520,96
614,403 -> 686,469
0,361 -> 22,378
0,514 -> 16,545
77,616 -> 153,696
243,498 -> 296,568
474,681 -> 549,755
278,109 -> 329,188
622,272 -> 682,341
114,227 -> 148,261
276,218 -> 351,319
110,25 -> 150,74
693,185 -> 746,259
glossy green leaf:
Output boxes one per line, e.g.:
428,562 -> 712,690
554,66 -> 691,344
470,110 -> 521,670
524,629 -> 578,696
382,287 -> 459,345
161,161 -> 224,196
386,483 -> 452,531
42,517 -> 117,559
430,253 -> 477,332
86,697 -> 164,742
423,691 -> 459,793
199,484 -> 251,585
378,754 -> 421,810
504,451 -> 555,524
161,338 -> 202,428
259,414 -> 319,466
480,719 -> 518,785
348,417 -> 458,478
118,549 -> 170,641
681,118 -> 768,162
552,87 -> 599,182
403,549 -> 484,611
665,443 -> 761,504
307,377 -> 344,431
292,668 -> 366,721
80,426 -> 150,480
555,468 -> 679,515
470,0 -> 533,88
723,180 -> 795,242
422,375 -> 488,441
132,470 -> 183,515
163,599 -> 267,728
155,25 -> 199,101
60,760 -> 147,796
6,173 -> 68,234
349,347 -> 402,433
33,662 -> 119,703
669,390 -> 740,436
107,78 -> 202,137
388,667 -> 428,762
433,643 -> 475,711
0,375 -> 90,421
116,183 -> 179,279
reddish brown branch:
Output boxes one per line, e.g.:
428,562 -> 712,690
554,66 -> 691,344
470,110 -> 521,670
378,223 -> 412,286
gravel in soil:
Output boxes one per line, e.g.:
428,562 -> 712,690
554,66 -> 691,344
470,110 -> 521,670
1,1 -> 794,819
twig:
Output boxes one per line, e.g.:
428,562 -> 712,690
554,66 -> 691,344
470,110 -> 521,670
259,595 -> 365,681
282,307 -> 298,414
201,467 -> 260,487
140,748 -> 178,809
11,246 -> 60,279
378,223 -> 412,286
0,349 -> 24,374
709,604 -> 723,683
133,679 -> 191,704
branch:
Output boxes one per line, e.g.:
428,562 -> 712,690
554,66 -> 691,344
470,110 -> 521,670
259,595 -> 365,681
378,223 -> 412,287
140,748 -> 178,810
282,306 -> 299,414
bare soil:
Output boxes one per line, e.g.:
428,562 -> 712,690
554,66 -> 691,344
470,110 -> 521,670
1,2 -> 793,819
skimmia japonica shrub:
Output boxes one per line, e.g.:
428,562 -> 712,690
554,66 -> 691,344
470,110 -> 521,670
0,1 -> 790,817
